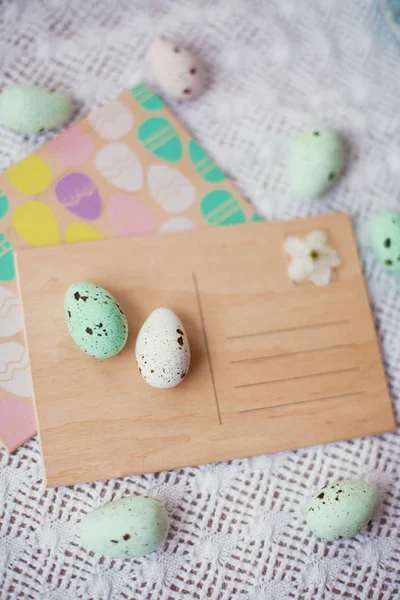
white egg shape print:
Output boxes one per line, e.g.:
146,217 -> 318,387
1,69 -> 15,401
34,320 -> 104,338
0,342 -> 32,397
0,287 -> 23,337
148,164 -> 196,213
160,217 -> 195,233
95,143 -> 144,192
88,100 -> 134,140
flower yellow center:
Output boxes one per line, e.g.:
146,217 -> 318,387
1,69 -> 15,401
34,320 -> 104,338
310,249 -> 319,261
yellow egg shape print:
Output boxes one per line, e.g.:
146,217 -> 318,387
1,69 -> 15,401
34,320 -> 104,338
13,201 -> 60,246
8,155 -> 52,195
66,223 -> 105,244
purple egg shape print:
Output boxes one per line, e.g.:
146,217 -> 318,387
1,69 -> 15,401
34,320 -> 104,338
55,173 -> 102,220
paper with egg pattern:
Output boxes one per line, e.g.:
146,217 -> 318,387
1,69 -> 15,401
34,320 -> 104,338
0,83 -> 254,451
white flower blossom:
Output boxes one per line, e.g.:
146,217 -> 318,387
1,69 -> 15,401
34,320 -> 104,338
284,230 -> 341,287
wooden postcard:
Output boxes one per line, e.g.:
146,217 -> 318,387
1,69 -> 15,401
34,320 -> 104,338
16,213 -> 395,487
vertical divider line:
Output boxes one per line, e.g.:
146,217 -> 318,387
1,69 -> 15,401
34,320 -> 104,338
192,272 -> 222,425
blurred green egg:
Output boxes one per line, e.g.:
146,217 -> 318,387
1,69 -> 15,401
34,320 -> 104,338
288,128 -> 344,199
370,211 -> 400,273
0,85 -> 72,134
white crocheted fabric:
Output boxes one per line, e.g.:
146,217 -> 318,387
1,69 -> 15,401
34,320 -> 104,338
1,1 -> 400,598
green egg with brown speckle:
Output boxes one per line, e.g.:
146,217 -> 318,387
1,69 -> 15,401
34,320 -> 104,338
288,128 -> 344,199
80,496 -> 169,558
0,85 -> 72,134
306,479 -> 379,541
370,210 -> 400,273
65,282 -> 128,359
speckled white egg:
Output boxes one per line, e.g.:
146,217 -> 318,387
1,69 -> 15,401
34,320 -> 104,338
148,37 -> 207,100
135,307 -> 190,388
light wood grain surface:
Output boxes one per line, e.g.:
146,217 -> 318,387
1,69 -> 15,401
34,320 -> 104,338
16,214 -> 395,487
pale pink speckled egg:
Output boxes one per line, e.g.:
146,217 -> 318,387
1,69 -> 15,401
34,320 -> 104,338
148,37 -> 207,101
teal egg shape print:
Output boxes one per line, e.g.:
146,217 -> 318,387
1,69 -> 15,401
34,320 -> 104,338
0,191 -> 9,220
130,83 -> 164,111
137,117 -> 182,162
188,140 -> 225,183
200,190 -> 246,226
0,233 -> 14,281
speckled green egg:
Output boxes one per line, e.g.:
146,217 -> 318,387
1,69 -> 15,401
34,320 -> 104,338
0,85 -> 72,134
80,496 -> 169,558
65,282 -> 128,359
306,479 -> 379,541
288,128 -> 344,199
370,211 -> 400,273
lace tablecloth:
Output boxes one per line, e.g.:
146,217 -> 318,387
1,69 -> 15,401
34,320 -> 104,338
1,1 -> 400,598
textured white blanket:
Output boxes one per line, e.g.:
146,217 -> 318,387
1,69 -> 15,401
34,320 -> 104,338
1,1 -> 399,598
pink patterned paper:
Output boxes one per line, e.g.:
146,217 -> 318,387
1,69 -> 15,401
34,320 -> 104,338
0,398 -> 36,449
